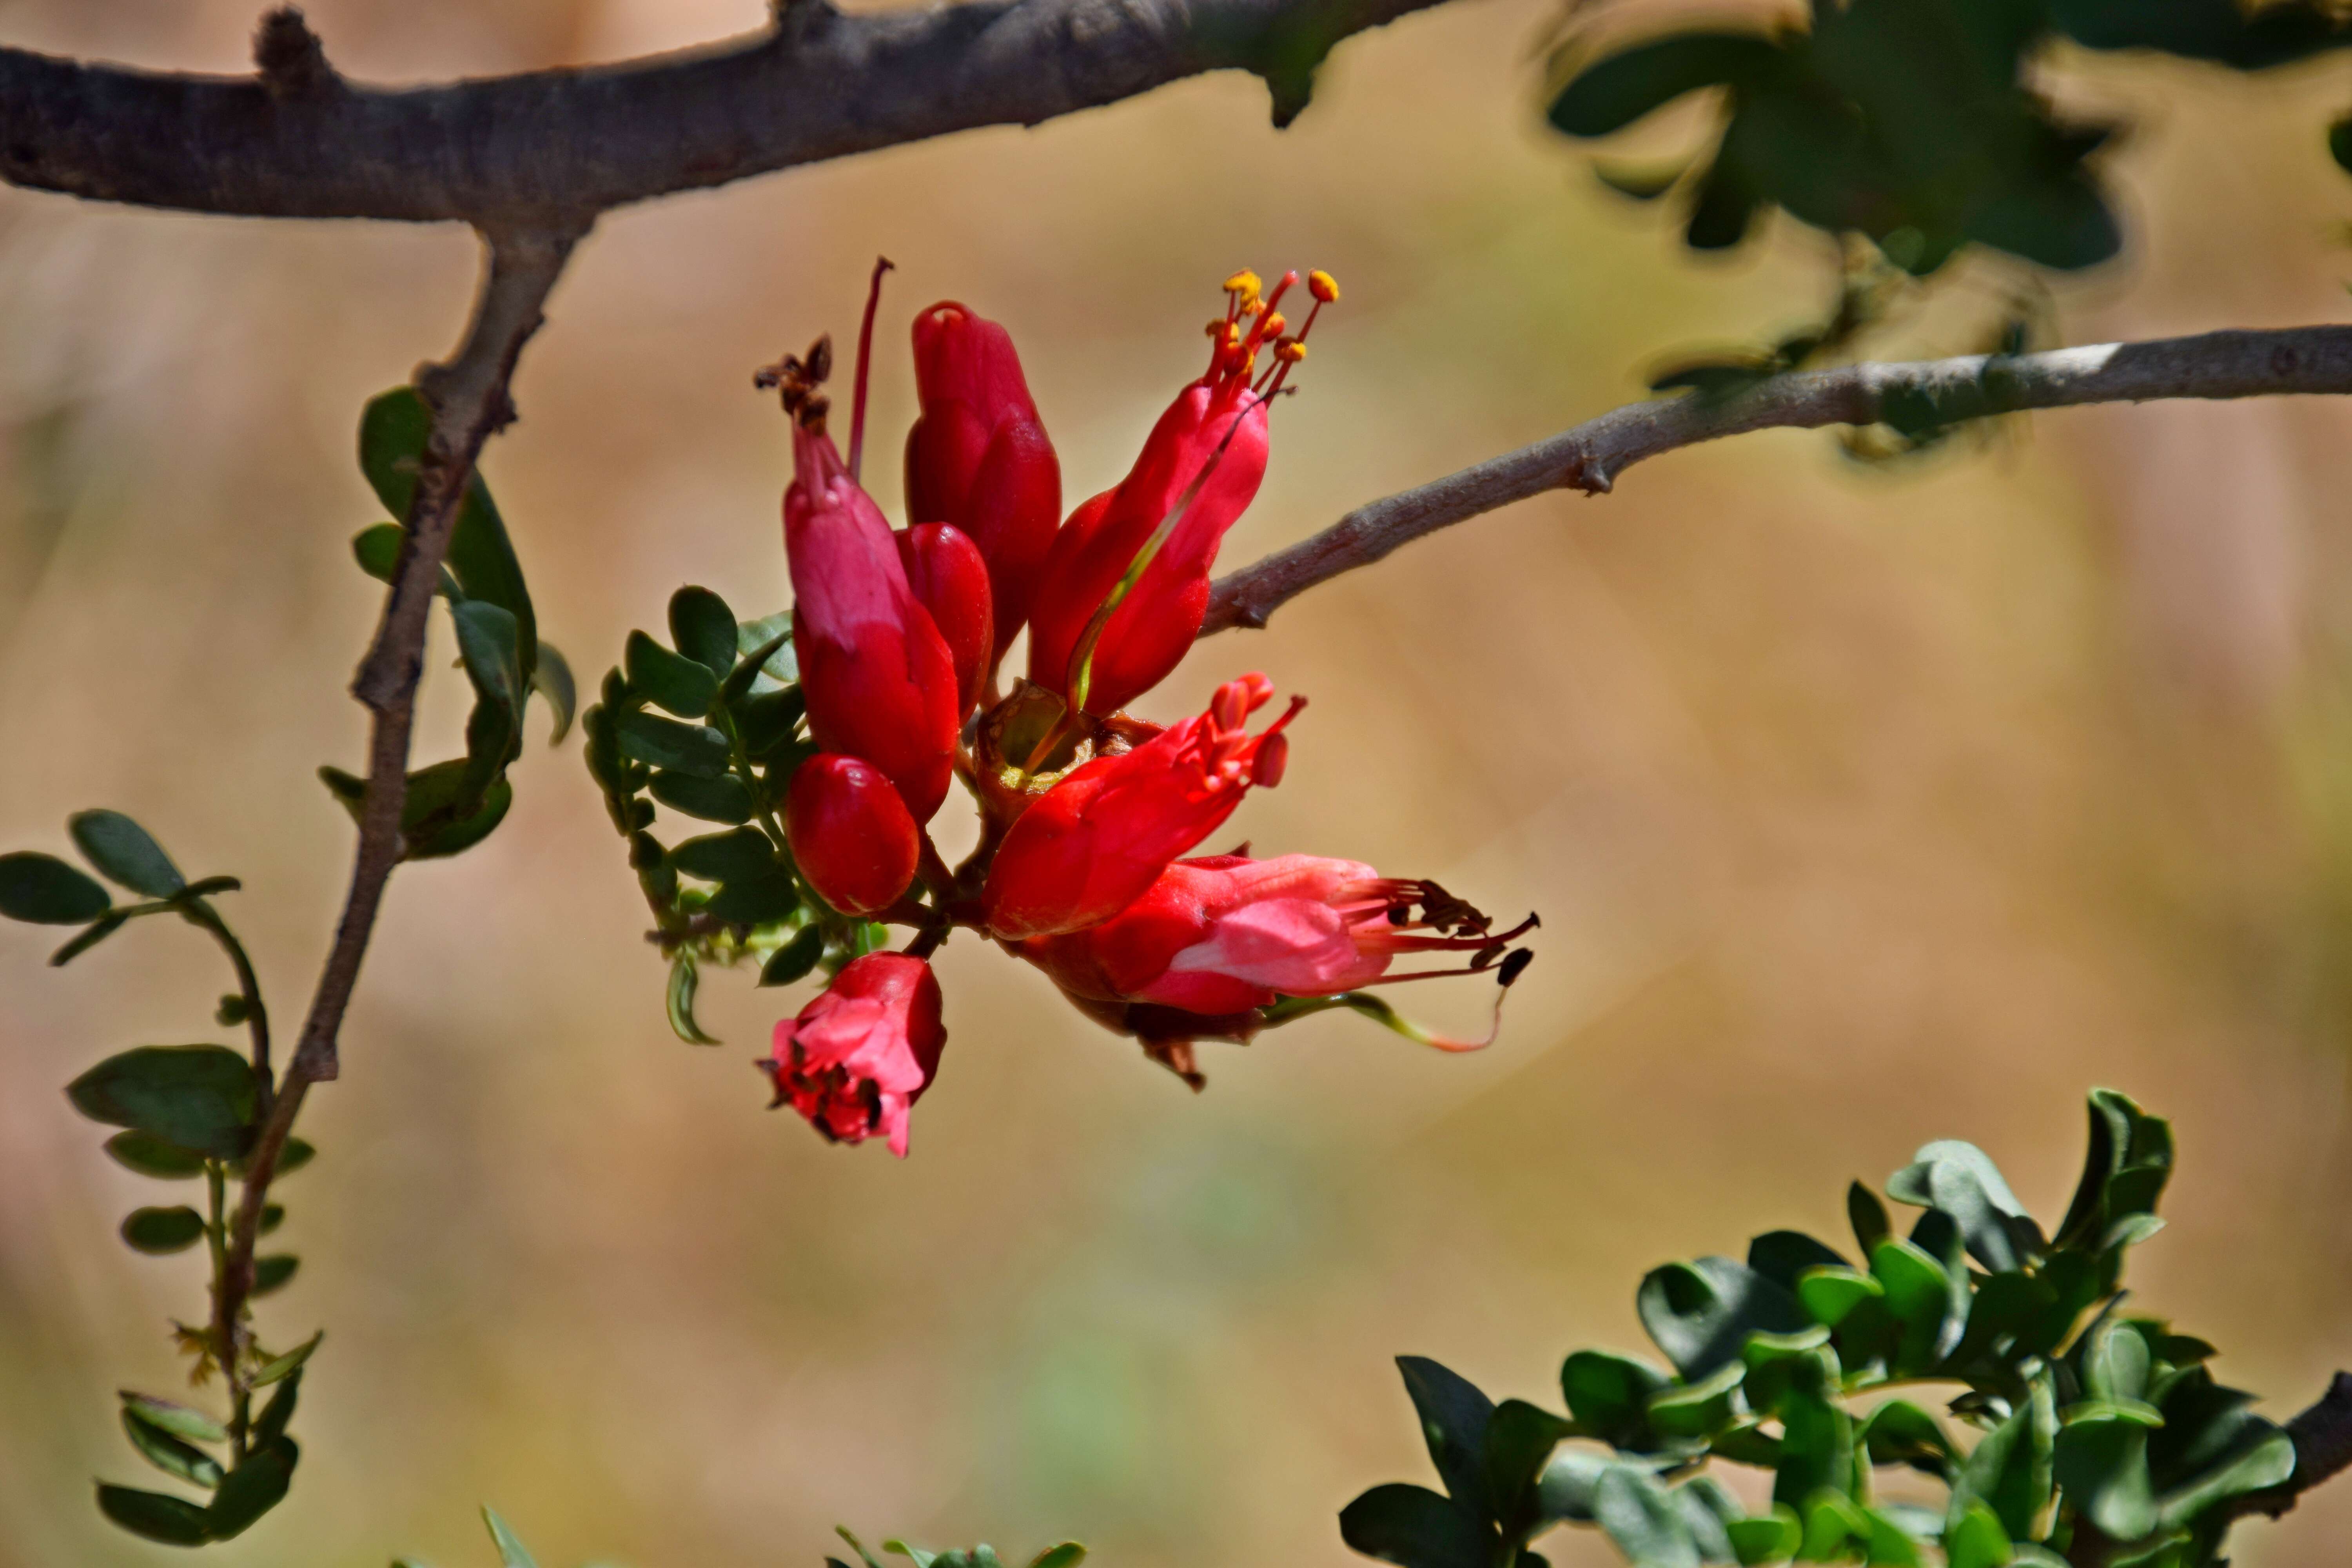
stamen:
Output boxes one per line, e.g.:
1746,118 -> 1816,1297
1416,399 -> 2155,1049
848,256 -> 895,481
1308,270 -> 1340,304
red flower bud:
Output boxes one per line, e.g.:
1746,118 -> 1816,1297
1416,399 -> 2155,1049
1022,852 -> 1539,1017
785,420 -> 961,822
896,523 -> 994,721
785,754 -> 920,917
907,303 -> 1062,663
763,953 -> 945,1158
980,674 -> 1302,940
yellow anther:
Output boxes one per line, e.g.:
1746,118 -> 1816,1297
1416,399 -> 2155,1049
1206,319 -> 1230,338
1261,311 -> 1287,338
1275,339 -> 1307,363
1223,269 -> 1263,299
1308,270 -> 1340,304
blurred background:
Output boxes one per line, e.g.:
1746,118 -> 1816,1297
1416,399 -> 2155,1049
5,1 -> 2352,1563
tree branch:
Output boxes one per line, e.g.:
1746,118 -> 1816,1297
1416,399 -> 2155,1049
1201,324 -> 2352,635
213,220 -> 579,1395
0,0 -> 1450,225
2228,1371 -> 2352,1528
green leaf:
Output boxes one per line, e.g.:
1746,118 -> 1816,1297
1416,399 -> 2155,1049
668,954 -> 722,1045
1725,1506 -> 1800,1565
67,1045 -> 254,1159
1593,158 -> 1691,200
483,1506 -> 542,1568
51,911 -> 131,965
532,641 -> 577,743
2053,1090 -> 2173,1253
1859,1506 -> 1925,1566
1562,1350 -> 1674,1449
1947,1271 -> 2059,1370
1646,1360 -> 1745,1441
626,629 -> 721,719
250,1371 -> 300,1449
1942,1503 -> 2011,1568
1886,1140 -> 2032,1272
1858,1400 -> 1952,1477
452,599 -> 525,801
1847,1182 -> 1892,1256
2149,1368 -> 2297,1528
760,926 -> 827,987
1483,1399 -> 1574,1529
317,762 -> 515,861
1636,1256 -> 1809,1379
618,711 -> 732,777
120,1205 -> 206,1254
67,810 -> 185,898
671,827 -> 780,884
252,1330 -> 323,1388
669,586 -> 739,677
1027,1546 -> 1087,1568
121,1393 -> 228,1445
122,1408 -> 224,1489
207,1437 -> 297,1539
1593,1465 -> 1700,1568
350,523 -> 461,597
1548,33 -> 1782,136
252,1255 -> 299,1296
0,850 -> 111,923
704,871 -> 802,926
358,387 -> 536,675
105,1131 -> 209,1180
96,1483 -> 215,1544
2054,1412 -> 2158,1541
2083,1318 -> 2154,1405
1949,1375 -> 2055,1543
1794,1266 -> 1882,1329
1771,1378 -> 1856,1511
719,629 -> 794,707
1338,1482 -> 1491,1568
741,686 -> 807,756
649,769 -> 755,824
232,1137 -> 314,1181
1868,1239 -> 1957,1374
1397,1356 -> 1495,1514
1746,1231 -> 1848,1293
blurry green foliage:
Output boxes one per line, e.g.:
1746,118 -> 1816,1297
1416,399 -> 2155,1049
1343,1090 -> 2301,1568
1549,0 -> 2352,275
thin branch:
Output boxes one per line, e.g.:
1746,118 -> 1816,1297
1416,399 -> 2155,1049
214,220 -> 579,1391
0,0 -> 1452,225
1201,323 -> 2352,635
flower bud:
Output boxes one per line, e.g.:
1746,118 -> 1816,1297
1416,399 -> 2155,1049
763,953 -> 945,1157
896,523 -> 994,721
906,303 -> 1063,662
784,753 -> 919,917
786,421 -> 961,822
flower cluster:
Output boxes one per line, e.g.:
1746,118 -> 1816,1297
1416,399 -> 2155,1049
759,265 -> 1535,1154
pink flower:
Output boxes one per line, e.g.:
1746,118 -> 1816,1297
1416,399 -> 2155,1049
1021,854 -> 1537,1016
785,421 -> 962,823
763,954 -> 946,1158
980,674 -> 1301,940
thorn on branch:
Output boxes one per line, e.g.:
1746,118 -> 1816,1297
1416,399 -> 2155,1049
254,6 -> 338,99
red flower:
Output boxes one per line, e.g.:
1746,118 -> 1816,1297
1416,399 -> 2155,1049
906,303 -> 1062,664
785,754 -> 920,917
763,953 -> 945,1157
980,674 -> 1302,940
1020,854 -> 1536,1016
1026,269 -> 1334,716
895,522 -> 994,721
785,420 -> 962,822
